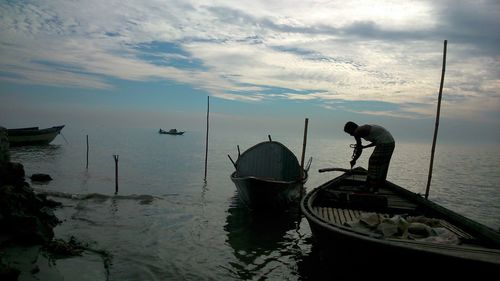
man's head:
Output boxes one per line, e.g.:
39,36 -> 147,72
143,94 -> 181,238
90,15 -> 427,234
344,121 -> 358,135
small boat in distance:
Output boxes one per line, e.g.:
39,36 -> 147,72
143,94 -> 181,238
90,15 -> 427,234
229,139 -> 311,211
159,128 -> 185,135
301,167 -> 500,277
7,125 -> 65,146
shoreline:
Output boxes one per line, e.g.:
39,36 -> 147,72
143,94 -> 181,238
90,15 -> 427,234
0,127 -> 108,281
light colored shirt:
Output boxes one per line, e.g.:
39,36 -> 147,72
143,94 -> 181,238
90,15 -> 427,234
363,125 -> 394,144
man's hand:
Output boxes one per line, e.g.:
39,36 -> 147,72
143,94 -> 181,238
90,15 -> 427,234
354,145 -> 362,155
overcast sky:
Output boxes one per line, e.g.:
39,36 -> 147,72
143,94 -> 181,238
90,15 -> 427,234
0,0 -> 499,143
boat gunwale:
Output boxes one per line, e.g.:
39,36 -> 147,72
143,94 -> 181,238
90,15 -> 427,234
230,169 -> 308,182
7,125 -> 64,137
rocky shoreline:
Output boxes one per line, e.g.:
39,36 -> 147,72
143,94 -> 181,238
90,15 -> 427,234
0,127 -> 63,280
0,127 -> 110,281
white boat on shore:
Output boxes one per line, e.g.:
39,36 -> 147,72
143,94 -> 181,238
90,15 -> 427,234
7,125 -> 65,146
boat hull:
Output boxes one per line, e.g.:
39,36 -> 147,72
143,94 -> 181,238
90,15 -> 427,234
160,132 -> 184,135
305,208 -> 500,275
230,140 -> 310,211
301,168 -> 500,276
158,129 -> 184,135
231,171 -> 306,210
7,126 -> 65,146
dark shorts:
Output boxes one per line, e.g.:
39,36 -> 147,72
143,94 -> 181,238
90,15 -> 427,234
368,142 -> 395,181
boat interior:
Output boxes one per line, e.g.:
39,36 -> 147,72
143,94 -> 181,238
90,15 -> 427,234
309,174 -> 487,248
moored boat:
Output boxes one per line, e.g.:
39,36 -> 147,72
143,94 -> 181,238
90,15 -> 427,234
229,139 -> 311,210
7,125 -> 65,146
300,167 -> 500,276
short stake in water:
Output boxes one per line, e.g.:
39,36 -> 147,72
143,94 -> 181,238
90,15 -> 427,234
113,155 -> 119,194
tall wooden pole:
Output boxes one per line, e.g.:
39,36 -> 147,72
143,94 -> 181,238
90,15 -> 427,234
204,96 -> 210,182
86,135 -> 89,169
425,40 -> 447,199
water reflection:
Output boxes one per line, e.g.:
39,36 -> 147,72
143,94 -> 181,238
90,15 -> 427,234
9,144 -> 63,159
294,239 -> 333,281
224,194 -> 302,280
9,144 -> 64,174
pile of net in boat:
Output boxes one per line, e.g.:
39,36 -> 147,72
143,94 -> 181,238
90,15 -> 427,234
344,213 -> 460,244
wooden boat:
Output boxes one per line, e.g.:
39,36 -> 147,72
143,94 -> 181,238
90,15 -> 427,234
229,140 -> 311,210
301,167 -> 500,276
7,125 -> 65,146
158,128 -> 184,135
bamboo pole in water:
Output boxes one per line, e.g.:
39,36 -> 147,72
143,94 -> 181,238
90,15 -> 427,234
86,135 -> 89,169
204,96 -> 210,182
425,40 -> 447,199
113,155 -> 119,194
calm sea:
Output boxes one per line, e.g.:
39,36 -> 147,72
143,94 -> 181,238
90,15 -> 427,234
9,126 -> 500,280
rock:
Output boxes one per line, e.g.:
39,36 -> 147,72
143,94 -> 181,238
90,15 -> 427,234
0,184 -> 61,244
0,146 -> 67,280
0,162 -> 60,245
0,160 -> 61,245
44,237 -> 85,258
30,174 -> 53,182
0,162 -> 25,187
0,261 -> 20,281
0,127 -> 9,165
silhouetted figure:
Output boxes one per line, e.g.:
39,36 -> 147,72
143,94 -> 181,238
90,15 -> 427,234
343,121 -> 395,192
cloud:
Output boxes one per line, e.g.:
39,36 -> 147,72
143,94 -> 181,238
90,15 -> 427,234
0,0 -> 499,123
432,0 -> 500,56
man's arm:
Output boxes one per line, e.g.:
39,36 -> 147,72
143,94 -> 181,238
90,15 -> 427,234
353,124 -> 374,151
350,137 -> 362,167
363,142 -> 376,149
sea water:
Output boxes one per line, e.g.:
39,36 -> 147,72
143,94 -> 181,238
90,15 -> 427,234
8,126 -> 500,280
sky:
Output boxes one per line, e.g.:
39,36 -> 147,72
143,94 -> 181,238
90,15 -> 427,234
0,0 -> 499,144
